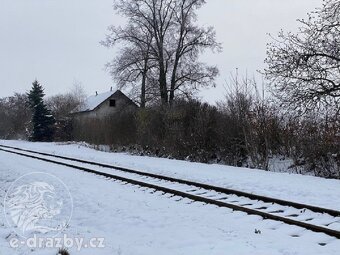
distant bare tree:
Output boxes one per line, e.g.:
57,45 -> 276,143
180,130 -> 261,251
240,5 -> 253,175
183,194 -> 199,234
70,81 -> 87,107
45,83 -> 87,141
47,94 -> 80,120
103,23 -> 155,107
265,0 -> 340,112
168,0 -> 220,104
103,0 -> 221,106
47,83 -> 87,119
219,71 -> 283,170
0,93 -> 31,139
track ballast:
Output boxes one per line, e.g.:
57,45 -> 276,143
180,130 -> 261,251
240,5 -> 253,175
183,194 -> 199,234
1,144 -> 340,242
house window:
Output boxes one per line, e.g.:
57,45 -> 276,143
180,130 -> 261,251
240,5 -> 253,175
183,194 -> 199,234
109,99 -> 116,107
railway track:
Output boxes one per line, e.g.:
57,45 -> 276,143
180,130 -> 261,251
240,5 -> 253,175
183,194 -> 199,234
1,144 -> 340,243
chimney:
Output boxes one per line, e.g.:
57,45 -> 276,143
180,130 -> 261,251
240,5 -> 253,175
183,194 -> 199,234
95,91 -> 98,96
110,86 -> 113,92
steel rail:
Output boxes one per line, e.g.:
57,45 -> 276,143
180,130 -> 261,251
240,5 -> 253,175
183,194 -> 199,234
1,146 -> 340,239
1,144 -> 339,217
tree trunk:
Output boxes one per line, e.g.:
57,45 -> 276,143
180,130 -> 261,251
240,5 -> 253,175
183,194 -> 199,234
158,50 -> 168,105
140,57 -> 148,108
169,60 -> 179,106
140,73 -> 146,108
159,70 -> 168,105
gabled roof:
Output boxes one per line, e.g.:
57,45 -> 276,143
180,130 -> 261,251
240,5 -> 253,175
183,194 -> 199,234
72,90 -> 137,114
77,91 -> 115,112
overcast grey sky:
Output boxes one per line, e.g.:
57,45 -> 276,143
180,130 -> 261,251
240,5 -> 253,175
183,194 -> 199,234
0,0 -> 322,103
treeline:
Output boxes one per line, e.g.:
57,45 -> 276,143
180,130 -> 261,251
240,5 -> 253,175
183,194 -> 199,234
0,81 -> 338,178
73,82 -> 339,179
0,84 -> 85,141
0,77 -> 338,178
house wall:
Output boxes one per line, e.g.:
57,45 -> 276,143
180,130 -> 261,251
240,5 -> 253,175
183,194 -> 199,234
74,93 -> 137,120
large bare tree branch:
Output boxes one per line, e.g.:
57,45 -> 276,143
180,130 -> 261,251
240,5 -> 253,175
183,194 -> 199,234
264,0 -> 340,112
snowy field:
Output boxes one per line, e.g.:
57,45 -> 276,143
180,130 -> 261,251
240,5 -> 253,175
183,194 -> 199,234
2,140 -> 340,211
0,140 -> 340,254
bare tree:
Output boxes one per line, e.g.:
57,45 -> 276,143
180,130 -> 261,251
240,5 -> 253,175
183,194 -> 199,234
0,93 -> 31,139
103,23 -> 155,107
70,80 -> 87,107
219,71 -> 282,170
264,0 -> 340,112
103,0 -> 221,106
168,0 -> 220,104
47,83 -> 87,119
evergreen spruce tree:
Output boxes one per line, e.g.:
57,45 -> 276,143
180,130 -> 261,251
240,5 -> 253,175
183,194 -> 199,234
27,80 -> 55,141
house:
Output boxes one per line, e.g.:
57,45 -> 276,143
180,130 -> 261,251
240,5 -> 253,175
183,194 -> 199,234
72,90 -> 138,119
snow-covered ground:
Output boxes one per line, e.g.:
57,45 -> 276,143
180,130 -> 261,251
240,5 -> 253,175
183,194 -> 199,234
0,140 -> 340,254
1,140 -> 340,211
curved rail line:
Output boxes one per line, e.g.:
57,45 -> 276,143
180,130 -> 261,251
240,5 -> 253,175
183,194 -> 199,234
1,144 -> 340,240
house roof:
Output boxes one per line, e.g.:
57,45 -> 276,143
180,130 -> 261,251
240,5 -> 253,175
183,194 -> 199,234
72,90 -> 137,113
78,91 -> 115,112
